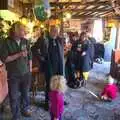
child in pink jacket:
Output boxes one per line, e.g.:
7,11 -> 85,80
101,75 -> 118,102
49,75 -> 67,120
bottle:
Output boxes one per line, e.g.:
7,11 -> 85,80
21,44 -> 26,51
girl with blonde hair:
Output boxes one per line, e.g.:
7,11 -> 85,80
49,75 -> 67,120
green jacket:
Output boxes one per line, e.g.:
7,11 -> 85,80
0,37 -> 32,75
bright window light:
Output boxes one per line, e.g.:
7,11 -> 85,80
93,19 -> 103,42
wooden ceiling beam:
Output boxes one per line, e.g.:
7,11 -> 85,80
51,7 -> 113,14
50,14 -> 97,19
73,4 -> 102,17
72,9 -> 114,19
84,6 -> 113,16
50,1 -> 110,7
72,0 -> 100,16
95,10 -> 114,17
71,14 -> 120,19
72,15 -> 100,19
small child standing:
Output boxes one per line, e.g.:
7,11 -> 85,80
49,75 -> 67,120
101,75 -> 118,102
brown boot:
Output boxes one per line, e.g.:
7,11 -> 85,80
22,109 -> 32,117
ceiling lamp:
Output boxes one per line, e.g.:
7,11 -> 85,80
63,17 -> 67,22
65,12 -> 72,19
20,16 -> 28,25
40,24 -> 44,28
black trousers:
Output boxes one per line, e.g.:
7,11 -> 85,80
44,70 -> 51,103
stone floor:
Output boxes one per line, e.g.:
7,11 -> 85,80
1,62 -> 120,120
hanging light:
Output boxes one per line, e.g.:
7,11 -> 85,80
40,24 -> 44,28
65,12 -> 72,19
63,17 -> 67,22
20,16 -> 28,25
27,21 -> 35,33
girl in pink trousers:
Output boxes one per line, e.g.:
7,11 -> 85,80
49,75 -> 67,120
101,75 -> 118,102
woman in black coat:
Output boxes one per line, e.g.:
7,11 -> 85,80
75,32 -> 91,86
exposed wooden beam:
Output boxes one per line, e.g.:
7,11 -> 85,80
72,15 -> 100,19
89,7 -> 113,15
72,9 -> 114,18
51,7 -> 112,13
50,0 -> 115,19
73,5 -> 92,16
97,10 -> 114,17
50,1 -> 110,7
73,3 -> 102,17
72,15 -> 120,19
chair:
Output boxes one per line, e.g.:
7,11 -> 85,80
32,66 -> 40,99
31,57 -> 45,101
110,50 -> 120,85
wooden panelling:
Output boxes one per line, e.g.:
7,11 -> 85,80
0,0 -> 8,10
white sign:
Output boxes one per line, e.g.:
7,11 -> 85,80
8,0 -> 14,8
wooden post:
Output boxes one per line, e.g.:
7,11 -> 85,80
60,12 -> 64,37
0,0 -> 8,9
59,5 -> 64,37
115,21 -> 120,49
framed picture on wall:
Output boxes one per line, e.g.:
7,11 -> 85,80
103,27 -> 111,42
64,20 -> 70,28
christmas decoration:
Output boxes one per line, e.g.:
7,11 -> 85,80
34,0 -> 51,21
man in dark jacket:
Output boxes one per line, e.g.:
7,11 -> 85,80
31,27 -> 47,73
86,31 -> 96,68
74,32 -> 92,86
45,26 -> 64,105
32,25 -> 64,109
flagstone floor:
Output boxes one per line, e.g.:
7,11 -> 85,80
1,62 -> 120,120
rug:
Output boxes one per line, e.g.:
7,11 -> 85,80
1,62 -> 120,120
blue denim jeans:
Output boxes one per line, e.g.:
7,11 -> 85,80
8,72 -> 31,120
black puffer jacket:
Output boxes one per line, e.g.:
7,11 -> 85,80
74,40 -> 92,72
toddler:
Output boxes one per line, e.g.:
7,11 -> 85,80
49,75 -> 67,120
101,75 -> 118,102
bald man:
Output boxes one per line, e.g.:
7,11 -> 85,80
43,26 -> 65,109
